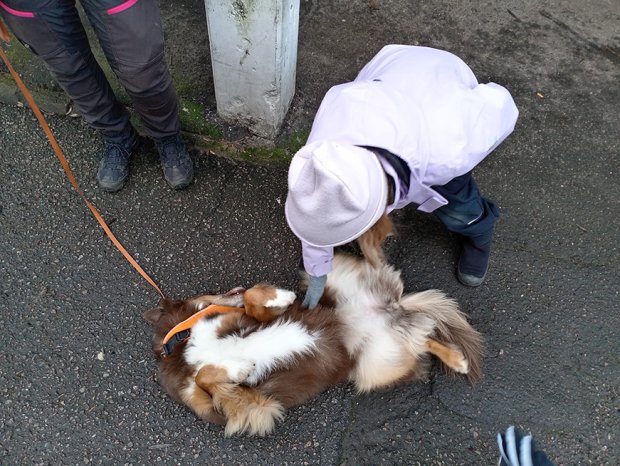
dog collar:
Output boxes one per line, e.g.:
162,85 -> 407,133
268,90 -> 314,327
161,304 -> 241,357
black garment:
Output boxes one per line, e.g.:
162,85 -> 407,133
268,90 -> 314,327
362,145 -> 411,192
363,146 -> 500,245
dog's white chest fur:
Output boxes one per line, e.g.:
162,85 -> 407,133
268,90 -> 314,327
327,256 -> 404,352
184,315 -> 319,385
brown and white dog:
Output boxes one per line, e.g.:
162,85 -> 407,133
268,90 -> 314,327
144,253 -> 483,436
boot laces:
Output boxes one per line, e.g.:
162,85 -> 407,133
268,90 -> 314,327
158,136 -> 187,167
102,143 -> 131,168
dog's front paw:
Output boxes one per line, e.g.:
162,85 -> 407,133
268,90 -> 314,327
265,289 -> 297,309
223,359 -> 256,383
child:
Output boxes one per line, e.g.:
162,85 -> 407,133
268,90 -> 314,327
285,45 -> 519,308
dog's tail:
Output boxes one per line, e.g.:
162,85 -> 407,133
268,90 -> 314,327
399,290 -> 484,384
212,384 -> 284,437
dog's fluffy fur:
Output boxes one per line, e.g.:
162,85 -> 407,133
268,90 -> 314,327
144,254 -> 483,436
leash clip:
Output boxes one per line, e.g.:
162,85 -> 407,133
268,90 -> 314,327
161,329 -> 191,358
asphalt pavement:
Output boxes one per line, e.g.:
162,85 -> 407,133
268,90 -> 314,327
1,1 -> 618,465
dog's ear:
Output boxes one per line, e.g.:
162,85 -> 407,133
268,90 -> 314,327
143,307 -> 163,324
143,298 -> 171,324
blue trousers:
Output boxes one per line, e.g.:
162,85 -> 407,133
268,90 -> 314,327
0,0 -> 179,142
432,172 -> 499,247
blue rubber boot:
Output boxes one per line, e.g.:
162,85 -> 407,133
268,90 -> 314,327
457,236 -> 492,287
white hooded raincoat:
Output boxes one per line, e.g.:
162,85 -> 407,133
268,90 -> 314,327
300,45 -> 519,276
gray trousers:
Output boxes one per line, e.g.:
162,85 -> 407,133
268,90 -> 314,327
0,0 -> 180,143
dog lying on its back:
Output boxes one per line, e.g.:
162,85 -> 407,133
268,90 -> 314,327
144,253 -> 483,436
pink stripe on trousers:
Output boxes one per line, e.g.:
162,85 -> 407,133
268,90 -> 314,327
0,1 -> 35,17
107,0 -> 140,15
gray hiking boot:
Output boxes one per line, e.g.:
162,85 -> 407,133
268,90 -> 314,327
96,129 -> 139,192
155,134 -> 194,190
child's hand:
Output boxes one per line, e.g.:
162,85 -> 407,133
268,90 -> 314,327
302,275 -> 327,309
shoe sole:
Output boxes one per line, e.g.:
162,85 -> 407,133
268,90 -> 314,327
457,271 -> 486,287
98,179 -> 127,192
164,167 -> 194,190
457,267 -> 487,287
167,180 -> 192,190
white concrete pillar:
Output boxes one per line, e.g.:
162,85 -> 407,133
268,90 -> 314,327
204,0 -> 300,139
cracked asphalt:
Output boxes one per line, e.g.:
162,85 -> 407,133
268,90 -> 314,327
1,0 -> 618,464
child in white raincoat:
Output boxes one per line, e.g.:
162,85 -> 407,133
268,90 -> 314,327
285,45 -> 519,308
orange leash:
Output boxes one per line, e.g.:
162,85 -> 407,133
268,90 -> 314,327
161,304 -> 242,356
0,34 -> 165,299
0,19 -> 9,43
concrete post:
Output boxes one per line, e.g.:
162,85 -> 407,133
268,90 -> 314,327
204,0 -> 300,139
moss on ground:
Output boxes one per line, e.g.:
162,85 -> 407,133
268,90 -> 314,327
181,127 -> 309,167
3,38 -> 39,72
236,129 -> 310,166
178,99 -> 223,138
171,73 -> 202,102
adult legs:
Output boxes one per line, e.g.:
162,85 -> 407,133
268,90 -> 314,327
79,0 -> 193,189
0,0 -> 132,141
1,0 -> 139,190
1,0 -> 193,189
78,0 -> 178,140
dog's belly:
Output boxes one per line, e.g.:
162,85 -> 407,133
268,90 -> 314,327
184,315 -> 320,384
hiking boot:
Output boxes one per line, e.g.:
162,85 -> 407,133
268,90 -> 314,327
155,134 -> 194,189
97,129 -> 139,192
457,237 -> 492,287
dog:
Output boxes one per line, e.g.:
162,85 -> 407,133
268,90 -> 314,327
144,253 -> 483,436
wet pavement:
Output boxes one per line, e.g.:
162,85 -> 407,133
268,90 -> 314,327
1,1 -> 618,464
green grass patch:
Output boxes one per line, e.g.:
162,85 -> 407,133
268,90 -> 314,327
280,129 -> 310,155
178,99 -> 223,138
240,145 -> 290,166
238,129 -> 310,166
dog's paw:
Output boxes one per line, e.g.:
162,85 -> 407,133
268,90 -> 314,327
223,359 -> 256,383
451,351 -> 469,374
264,289 -> 297,309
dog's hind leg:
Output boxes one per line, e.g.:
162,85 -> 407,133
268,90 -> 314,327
181,381 -> 226,425
195,365 -> 284,436
352,339 -> 414,392
425,338 -> 469,374
399,290 -> 483,383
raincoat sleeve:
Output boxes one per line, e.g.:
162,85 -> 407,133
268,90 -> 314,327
301,241 -> 334,277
